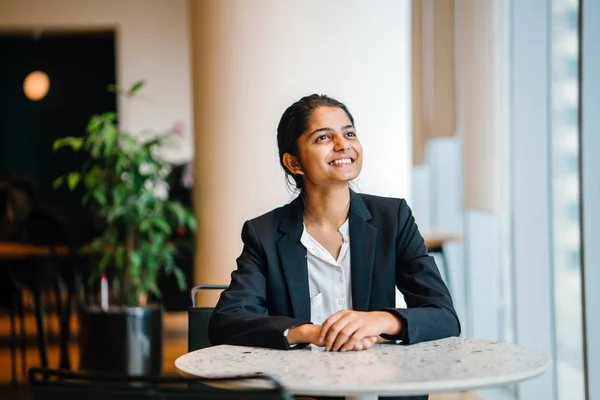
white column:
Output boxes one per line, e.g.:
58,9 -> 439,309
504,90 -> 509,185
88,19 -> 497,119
189,0 -> 412,305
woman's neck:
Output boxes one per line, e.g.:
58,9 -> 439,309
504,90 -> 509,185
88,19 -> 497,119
302,184 -> 350,229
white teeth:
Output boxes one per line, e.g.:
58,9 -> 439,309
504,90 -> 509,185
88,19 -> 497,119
329,158 -> 353,166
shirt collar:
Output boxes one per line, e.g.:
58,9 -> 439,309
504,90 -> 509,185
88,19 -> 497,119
300,218 -> 350,248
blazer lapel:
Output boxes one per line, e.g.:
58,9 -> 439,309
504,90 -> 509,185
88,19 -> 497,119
276,196 -> 311,321
349,192 -> 377,312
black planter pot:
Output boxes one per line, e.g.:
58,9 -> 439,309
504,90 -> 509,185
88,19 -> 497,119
79,303 -> 163,375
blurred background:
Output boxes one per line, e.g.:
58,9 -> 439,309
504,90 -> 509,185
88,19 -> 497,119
0,1 -> 598,400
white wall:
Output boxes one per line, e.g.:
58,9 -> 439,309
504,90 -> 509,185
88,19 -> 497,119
190,0 -> 412,293
0,0 -> 194,163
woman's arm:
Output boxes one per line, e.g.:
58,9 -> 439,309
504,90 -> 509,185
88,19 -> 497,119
382,199 -> 461,344
208,220 -> 311,350
318,199 -> 460,351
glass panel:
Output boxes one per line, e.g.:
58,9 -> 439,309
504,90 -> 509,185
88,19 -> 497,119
550,0 -> 585,399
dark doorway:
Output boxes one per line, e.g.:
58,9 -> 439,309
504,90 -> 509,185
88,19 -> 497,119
0,31 -> 192,311
0,31 -> 117,230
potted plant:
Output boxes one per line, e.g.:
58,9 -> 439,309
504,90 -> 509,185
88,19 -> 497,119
53,80 -> 196,375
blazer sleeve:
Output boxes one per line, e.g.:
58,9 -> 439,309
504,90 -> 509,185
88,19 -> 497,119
208,220 -> 310,350
383,199 -> 461,344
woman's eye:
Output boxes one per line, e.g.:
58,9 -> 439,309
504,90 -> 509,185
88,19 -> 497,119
346,131 -> 356,138
316,134 -> 330,142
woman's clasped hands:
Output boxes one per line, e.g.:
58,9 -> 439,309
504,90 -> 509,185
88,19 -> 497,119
287,310 -> 403,352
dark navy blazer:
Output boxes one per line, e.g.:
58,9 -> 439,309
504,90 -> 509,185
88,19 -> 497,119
209,191 -> 460,400
209,190 -> 460,350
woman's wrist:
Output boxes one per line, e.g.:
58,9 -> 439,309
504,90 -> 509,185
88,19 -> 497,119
375,311 -> 403,336
287,323 -> 315,345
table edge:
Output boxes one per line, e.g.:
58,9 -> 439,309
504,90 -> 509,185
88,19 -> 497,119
174,352 -> 551,396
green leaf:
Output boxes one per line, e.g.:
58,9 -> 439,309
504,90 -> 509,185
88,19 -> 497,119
150,231 -> 166,248
84,165 -> 104,188
87,115 -> 103,134
147,257 -> 158,276
148,282 -> 161,298
107,84 -> 118,93
53,176 -> 65,189
152,217 -> 172,235
139,219 -> 152,232
163,250 -> 175,273
90,135 -> 103,158
92,189 -> 107,206
185,212 -> 197,231
90,238 -> 105,253
115,246 -> 125,269
112,186 -> 128,207
173,267 -> 187,291
99,251 -> 112,272
102,124 -> 118,157
129,252 -> 142,276
107,206 -> 128,222
53,137 -> 84,152
167,202 -> 186,226
128,80 -> 145,96
67,172 -> 80,191
101,112 -> 117,121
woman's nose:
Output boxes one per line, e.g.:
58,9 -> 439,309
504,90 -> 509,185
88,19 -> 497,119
333,136 -> 350,151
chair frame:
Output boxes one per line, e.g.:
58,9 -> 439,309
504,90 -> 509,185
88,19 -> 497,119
29,367 -> 289,399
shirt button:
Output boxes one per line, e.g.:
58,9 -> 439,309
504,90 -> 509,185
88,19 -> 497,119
338,299 -> 345,306
336,266 -> 342,272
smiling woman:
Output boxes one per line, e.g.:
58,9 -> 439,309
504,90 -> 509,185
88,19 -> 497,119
283,105 -> 363,192
208,95 -> 460,400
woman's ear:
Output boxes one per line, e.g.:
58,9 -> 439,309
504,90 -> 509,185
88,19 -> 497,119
282,153 -> 304,176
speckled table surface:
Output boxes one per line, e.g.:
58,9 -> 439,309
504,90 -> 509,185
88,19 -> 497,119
175,337 -> 551,398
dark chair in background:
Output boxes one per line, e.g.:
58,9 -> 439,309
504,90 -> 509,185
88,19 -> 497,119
0,269 -> 28,386
0,178 -> 37,385
188,285 -> 228,352
1,179 -> 83,380
20,205 -> 83,371
29,367 -> 290,400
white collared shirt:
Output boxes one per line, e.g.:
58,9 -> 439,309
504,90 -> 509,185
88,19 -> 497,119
300,219 -> 352,325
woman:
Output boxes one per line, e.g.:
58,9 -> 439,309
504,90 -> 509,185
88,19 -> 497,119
209,95 -> 460,398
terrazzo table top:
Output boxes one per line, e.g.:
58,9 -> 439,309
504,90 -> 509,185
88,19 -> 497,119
175,337 -> 551,398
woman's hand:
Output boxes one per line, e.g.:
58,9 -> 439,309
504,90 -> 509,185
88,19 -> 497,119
349,336 -> 378,351
286,324 -> 325,346
319,310 -> 403,351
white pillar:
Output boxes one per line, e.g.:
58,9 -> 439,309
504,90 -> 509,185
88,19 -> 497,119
189,0 -> 412,305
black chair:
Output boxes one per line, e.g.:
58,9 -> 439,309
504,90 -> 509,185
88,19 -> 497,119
0,180 -> 34,385
188,285 -> 228,352
0,270 -> 27,386
11,205 -> 82,371
29,367 -> 290,400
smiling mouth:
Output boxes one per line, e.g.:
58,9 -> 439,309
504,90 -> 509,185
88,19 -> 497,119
328,158 -> 355,166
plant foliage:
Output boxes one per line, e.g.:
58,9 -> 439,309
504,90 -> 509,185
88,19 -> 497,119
54,80 -> 195,307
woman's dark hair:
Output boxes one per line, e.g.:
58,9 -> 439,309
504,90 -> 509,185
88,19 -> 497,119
277,94 -> 355,191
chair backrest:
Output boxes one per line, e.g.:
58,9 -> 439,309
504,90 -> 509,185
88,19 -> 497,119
29,367 -> 290,400
188,285 -> 228,352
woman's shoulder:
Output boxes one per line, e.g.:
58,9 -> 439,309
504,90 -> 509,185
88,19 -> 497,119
247,204 -> 287,224
243,199 -> 298,234
356,192 -> 407,210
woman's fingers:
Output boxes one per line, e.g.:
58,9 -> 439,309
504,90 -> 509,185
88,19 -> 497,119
342,336 -> 378,352
319,310 -> 347,342
340,328 -> 370,351
331,322 -> 360,351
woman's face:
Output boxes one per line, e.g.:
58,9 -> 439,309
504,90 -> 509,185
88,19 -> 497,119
286,106 -> 363,189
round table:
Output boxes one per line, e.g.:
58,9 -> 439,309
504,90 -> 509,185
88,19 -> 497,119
175,337 -> 551,400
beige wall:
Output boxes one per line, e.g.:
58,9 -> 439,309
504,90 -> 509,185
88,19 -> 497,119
456,0 -> 505,213
0,0 -> 194,163
190,0 -> 412,302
